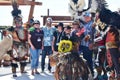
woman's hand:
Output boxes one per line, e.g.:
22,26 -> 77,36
31,45 -> 35,50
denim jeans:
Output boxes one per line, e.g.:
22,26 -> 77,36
30,48 -> 41,70
41,46 -> 52,71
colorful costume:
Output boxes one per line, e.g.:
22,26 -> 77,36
50,40 -> 92,80
10,16 -> 28,77
106,26 -> 120,79
94,19 -> 109,80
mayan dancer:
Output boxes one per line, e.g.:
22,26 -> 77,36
10,0 -> 28,77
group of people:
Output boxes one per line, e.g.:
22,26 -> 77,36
5,11 -> 120,80
28,17 -> 73,75
27,11 -> 96,77
28,17 -> 56,75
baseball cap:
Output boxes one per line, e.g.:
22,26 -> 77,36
83,12 -> 92,17
33,20 -> 40,25
46,17 -> 53,22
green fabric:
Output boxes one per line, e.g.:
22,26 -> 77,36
29,27 -> 35,32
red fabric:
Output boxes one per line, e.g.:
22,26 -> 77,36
76,27 -> 85,37
106,31 -> 115,42
107,50 -> 113,67
98,40 -> 105,46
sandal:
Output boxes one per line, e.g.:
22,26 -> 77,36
21,71 -> 27,73
31,71 -> 34,75
35,71 -> 40,74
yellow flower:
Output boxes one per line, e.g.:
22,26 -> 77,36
58,40 -> 72,53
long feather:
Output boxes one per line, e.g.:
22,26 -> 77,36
99,8 -> 120,29
94,0 -> 120,29
95,0 -> 108,11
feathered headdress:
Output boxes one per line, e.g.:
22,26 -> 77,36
11,0 -> 22,18
68,0 -> 120,29
68,0 -> 86,19
99,8 -> 120,29
95,0 -> 120,29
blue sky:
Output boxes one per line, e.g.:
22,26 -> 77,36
0,0 -> 120,26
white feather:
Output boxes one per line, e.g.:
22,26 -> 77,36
69,0 -> 85,11
89,0 -> 98,13
69,0 -> 86,19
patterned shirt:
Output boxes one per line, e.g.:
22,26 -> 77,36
42,26 -> 56,46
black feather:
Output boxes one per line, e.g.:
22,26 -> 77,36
99,8 -> 120,29
72,0 -> 78,4
96,0 -> 108,11
11,9 -> 21,17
